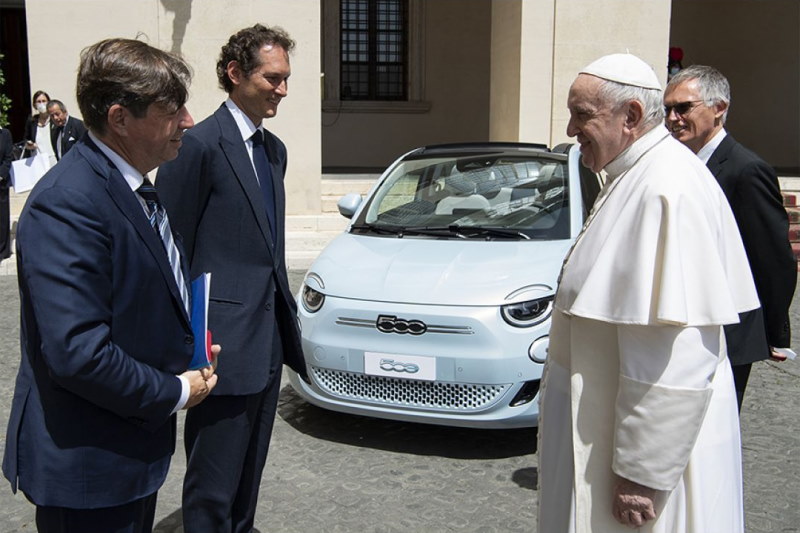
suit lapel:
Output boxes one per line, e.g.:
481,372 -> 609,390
79,139 -> 191,325
214,107 -> 277,255
706,134 -> 735,178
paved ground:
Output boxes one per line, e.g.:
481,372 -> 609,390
0,271 -> 798,532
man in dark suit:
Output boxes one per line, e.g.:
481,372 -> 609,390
665,65 -> 797,410
157,24 -> 307,533
47,99 -> 88,160
2,38 -> 217,533
0,125 -> 12,259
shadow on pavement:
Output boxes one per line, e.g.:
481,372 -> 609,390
153,508 -> 263,533
277,384 -> 538,461
511,467 -> 538,490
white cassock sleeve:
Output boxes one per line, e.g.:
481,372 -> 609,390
611,324 -> 720,490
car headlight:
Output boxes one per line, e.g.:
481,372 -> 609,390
301,284 -> 325,313
501,296 -> 553,327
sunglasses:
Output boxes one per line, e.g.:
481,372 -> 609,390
664,100 -> 703,116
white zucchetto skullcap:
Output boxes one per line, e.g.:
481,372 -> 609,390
580,53 -> 661,90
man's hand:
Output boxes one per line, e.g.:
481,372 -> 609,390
612,476 -> 657,528
182,344 -> 221,408
770,346 -> 788,362
182,370 -> 217,408
200,344 -> 221,380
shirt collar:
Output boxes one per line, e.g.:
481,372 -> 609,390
88,131 -> 145,192
604,124 -> 671,180
696,128 -> 727,164
225,98 -> 263,142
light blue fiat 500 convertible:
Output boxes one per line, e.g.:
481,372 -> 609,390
289,142 -> 601,428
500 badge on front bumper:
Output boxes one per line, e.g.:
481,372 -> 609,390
364,352 -> 436,381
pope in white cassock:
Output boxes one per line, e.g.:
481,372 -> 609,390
537,54 -> 760,533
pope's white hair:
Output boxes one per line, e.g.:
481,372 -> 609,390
597,79 -> 665,130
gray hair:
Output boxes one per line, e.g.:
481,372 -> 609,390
666,65 -> 730,123
597,80 -> 664,130
46,99 -> 66,113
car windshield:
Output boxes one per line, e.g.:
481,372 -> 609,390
351,150 -> 571,240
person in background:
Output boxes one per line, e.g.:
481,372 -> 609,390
23,90 -> 56,167
157,23 -> 307,533
2,38 -> 217,533
47,99 -> 88,161
538,53 -> 759,532
665,65 -> 797,411
0,123 -> 12,260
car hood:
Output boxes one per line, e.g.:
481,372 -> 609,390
305,233 -> 573,305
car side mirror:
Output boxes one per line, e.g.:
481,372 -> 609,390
337,193 -> 363,219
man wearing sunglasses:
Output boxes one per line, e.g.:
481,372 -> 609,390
665,65 -> 796,411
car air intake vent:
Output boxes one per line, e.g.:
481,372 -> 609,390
311,367 -> 510,411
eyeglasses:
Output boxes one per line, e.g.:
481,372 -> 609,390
664,100 -> 703,116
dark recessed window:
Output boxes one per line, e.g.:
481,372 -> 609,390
340,0 -> 408,101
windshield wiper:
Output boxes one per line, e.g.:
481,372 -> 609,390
400,226 -> 467,239
350,223 -> 404,236
449,226 -> 531,240
350,224 -> 460,238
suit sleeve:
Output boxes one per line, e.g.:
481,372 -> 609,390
156,133 -> 212,261
729,159 -> 796,347
19,186 -> 183,431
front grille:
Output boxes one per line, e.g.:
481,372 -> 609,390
310,367 -> 510,412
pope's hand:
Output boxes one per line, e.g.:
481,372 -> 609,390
612,476 -> 657,528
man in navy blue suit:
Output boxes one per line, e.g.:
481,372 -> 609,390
157,24 -> 307,533
665,65 -> 797,410
3,38 -> 218,533
47,99 -> 88,161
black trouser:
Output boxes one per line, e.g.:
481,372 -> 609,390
732,362 -> 753,412
0,184 -> 10,260
35,492 -> 157,533
182,359 -> 283,533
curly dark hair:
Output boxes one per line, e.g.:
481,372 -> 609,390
76,38 -> 192,134
216,24 -> 295,94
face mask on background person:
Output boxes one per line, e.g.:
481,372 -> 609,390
35,103 -> 47,114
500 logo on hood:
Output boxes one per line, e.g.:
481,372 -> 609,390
376,315 -> 427,335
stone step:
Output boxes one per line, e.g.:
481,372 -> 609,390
321,177 -> 377,197
779,176 -> 800,192
320,178 -> 375,214
789,224 -> 800,242
285,214 -> 349,232
285,250 -> 327,272
285,230 -> 341,249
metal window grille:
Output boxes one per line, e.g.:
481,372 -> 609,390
340,0 -> 408,101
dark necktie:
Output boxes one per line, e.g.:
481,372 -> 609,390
251,129 -> 277,243
138,178 -> 190,313
56,126 -> 64,159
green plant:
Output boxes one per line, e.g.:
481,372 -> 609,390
0,53 -> 11,128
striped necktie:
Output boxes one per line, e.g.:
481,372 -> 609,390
138,178 -> 190,313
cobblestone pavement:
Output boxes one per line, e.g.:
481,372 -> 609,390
0,272 -> 798,532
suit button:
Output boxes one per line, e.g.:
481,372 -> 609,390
265,303 -> 272,311
184,335 -> 194,345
